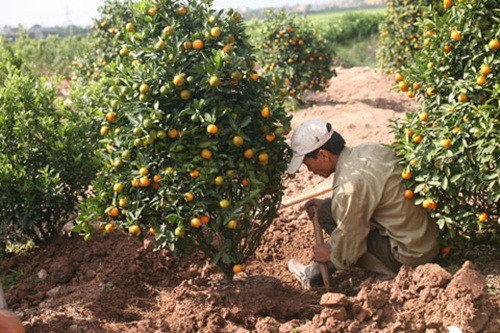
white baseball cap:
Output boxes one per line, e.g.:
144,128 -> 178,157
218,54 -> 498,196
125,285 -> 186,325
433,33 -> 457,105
287,119 -> 334,174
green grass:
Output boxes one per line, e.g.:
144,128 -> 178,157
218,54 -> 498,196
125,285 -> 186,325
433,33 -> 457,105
306,7 -> 386,26
333,37 -> 380,68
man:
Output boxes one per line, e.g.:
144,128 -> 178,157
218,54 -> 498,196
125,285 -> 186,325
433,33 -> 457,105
287,119 -> 440,288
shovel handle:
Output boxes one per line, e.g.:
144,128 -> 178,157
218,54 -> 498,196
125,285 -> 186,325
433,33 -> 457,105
312,210 -> 331,291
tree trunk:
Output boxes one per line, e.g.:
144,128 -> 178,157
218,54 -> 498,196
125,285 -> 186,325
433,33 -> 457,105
0,281 -> 7,310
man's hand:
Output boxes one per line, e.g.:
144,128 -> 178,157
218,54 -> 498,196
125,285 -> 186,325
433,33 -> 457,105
313,243 -> 331,263
303,198 -> 324,219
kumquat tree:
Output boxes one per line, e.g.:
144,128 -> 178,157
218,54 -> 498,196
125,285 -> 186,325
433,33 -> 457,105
378,0 -> 437,73
253,10 -> 335,102
74,0 -> 292,280
388,0 -> 499,248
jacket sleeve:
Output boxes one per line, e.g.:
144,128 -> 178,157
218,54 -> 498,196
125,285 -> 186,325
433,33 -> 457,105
329,177 -> 377,270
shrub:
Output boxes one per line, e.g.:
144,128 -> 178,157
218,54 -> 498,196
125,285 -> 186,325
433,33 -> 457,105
390,0 -> 499,247
0,62 -> 98,246
252,10 -> 335,101
319,12 -> 384,45
74,0 -> 291,280
377,0 -> 437,73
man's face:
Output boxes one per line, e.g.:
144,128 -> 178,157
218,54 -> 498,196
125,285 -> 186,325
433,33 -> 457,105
303,150 -> 335,178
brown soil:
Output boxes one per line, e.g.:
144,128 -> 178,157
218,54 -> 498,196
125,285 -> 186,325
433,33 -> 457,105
1,67 -> 499,333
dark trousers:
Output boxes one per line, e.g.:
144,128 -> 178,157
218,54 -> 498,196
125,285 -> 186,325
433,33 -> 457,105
317,199 -> 402,273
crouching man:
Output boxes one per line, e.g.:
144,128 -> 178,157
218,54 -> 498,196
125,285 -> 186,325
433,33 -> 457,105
287,119 -> 440,288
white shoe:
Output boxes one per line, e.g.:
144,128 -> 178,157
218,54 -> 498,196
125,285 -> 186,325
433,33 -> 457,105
288,259 -> 322,290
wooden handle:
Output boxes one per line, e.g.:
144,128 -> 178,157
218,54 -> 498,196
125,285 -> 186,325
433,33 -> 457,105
312,211 -> 331,291
280,186 -> 332,210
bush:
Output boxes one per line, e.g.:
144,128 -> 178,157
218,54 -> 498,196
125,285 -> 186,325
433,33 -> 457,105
9,32 -> 90,78
0,61 -> 98,246
319,12 -> 384,45
73,0 -> 134,82
74,0 -> 291,280
390,0 -> 499,247
252,10 -> 335,101
377,0 -> 437,73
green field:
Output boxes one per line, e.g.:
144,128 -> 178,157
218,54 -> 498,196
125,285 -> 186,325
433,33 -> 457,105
306,6 -> 386,26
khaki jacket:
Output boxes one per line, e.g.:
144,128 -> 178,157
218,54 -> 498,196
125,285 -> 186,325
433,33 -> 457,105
329,144 -> 440,270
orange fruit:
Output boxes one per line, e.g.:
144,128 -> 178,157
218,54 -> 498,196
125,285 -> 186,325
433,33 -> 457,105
233,264 -> 243,274
398,81 -> 409,92
241,178 -> 249,186
200,215 -> 210,224
478,212 -> 488,222
258,153 -> 269,164
209,76 -> 221,87
100,126 -> 110,135
444,44 -> 451,53
174,226 -> 185,237
419,112 -> 428,122
261,107 -> 271,118
413,135 -> 423,143
476,76 -> 486,85
131,178 -> 140,188
140,176 -> 151,187
201,149 -> 212,159
412,82 -> 420,90
153,174 -> 162,182
265,132 -> 275,142
163,26 -> 174,36
105,223 -> 115,232
193,39 -> 204,50
168,129 -> 179,139
178,6 -> 188,15
457,93 -> 468,102
401,170 -> 411,180
190,170 -> 200,178
220,199 -> 230,209
139,83 -> 150,94
106,111 -> 117,122
227,219 -> 237,229
185,192 -> 194,201
222,45 -> 233,53
125,22 -> 135,32
190,218 -> 201,228
233,136 -> 244,146
244,149 -> 254,159
395,73 -> 404,82
488,39 -> 499,51
480,64 -> 491,75
180,89 -> 191,100
426,87 -> 435,96
113,183 -> 123,192
149,227 -> 157,235
442,246 -> 451,255
450,30 -> 461,41
422,199 -> 432,209
129,225 -> 141,235
139,167 -> 149,176
210,27 -> 221,37
214,176 -> 224,185
148,8 -> 157,16
173,75 -> 185,86
443,139 -> 451,149
207,124 -> 218,134
108,207 -> 120,217
404,189 -> 414,199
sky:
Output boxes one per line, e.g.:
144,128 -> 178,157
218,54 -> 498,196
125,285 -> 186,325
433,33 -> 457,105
0,0 -> 321,27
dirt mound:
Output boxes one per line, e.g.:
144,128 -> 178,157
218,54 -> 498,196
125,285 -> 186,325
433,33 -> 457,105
1,67 -> 498,332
